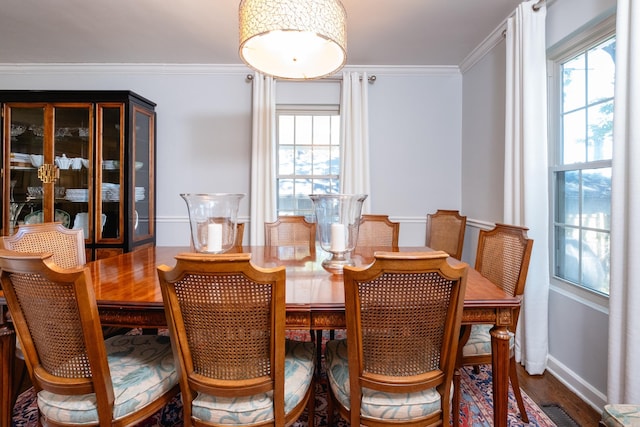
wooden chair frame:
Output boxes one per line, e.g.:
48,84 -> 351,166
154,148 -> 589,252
0,251 -> 178,426
2,221 -> 86,268
264,216 -> 316,256
355,214 -> 400,249
158,252 -> 315,426
453,223 -> 533,426
426,210 -> 467,260
329,251 -> 468,426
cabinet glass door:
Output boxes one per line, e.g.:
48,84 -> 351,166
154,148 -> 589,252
133,106 -> 153,240
5,105 -> 45,235
54,105 -> 92,238
98,105 -> 123,243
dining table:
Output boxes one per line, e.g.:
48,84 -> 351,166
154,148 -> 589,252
0,244 -> 520,427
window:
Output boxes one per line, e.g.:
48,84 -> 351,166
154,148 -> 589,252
276,106 -> 340,217
551,33 -> 615,296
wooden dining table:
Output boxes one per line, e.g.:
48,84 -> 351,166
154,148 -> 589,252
0,245 -> 520,427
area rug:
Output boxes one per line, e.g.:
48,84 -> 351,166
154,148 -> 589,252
12,364 -> 555,426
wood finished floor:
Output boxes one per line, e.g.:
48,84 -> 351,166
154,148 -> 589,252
517,364 -> 602,426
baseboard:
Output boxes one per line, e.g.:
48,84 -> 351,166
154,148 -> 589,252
546,355 -> 607,413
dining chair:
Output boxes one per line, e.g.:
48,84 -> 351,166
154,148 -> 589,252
264,215 -> 316,258
425,209 -> 467,260
2,221 -> 86,268
158,252 -> 316,427
0,250 -> 179,426
453,223 -> 534,426
1,221 -> 87,404
355,214 -> 400,249
325,251 -> 468,426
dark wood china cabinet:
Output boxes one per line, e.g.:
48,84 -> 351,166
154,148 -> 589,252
1,90 -> 155,260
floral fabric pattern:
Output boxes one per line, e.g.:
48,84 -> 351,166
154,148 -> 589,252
462,324 -> 514,357
602,404 -> 640,426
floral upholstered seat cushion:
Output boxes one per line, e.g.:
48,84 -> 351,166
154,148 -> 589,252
462,324 -> 515,357
191,340 -> 315,425
325,339 -> 442,421
602,404 -> 640,426
37,335 -> 177,424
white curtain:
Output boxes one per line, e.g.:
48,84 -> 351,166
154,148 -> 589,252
340,71 -> 371,212
503,0 -> 549,375
608,0 -> 640,404
249,72 -> 277,245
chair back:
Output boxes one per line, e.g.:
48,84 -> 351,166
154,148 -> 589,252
264,216 -> 316,257
158,253 -> 288,424
2,222 -> 86,268
475,223 -> 533,326
0,251 -> 112,401
234,222 -> 245,249
355,214 -> 399,249
342,251 -> 468,426
426,209 -> 467,260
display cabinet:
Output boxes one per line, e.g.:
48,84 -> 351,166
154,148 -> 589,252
1,90 -> 155,260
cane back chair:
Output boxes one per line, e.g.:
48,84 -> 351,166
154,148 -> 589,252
355,214 -> 400,249
425,210 -> 467,260
158,252 -> 316,426
264,215 -> 316,260
0,250 -> 178,426
325,251 -> 468,426
453,223 -> 533,425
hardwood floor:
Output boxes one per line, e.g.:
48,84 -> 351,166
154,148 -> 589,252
517,364 -> 602,426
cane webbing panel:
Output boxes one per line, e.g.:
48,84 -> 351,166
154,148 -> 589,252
356,215 -> 399,248
9,272 -> 91,378
427,211 -> 466,260
265,216 -> 316,248
357,271 -> 455,377
477,232 -> 526,297
7,230 -> 83,268
174,272 -> 272,380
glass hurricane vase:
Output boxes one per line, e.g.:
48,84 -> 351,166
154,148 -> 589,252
309,193 -> 368,274
181,193 -> 245,254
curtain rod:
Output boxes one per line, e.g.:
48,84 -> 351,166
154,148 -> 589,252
246,74 -> 376,83
501,0 -> 546,37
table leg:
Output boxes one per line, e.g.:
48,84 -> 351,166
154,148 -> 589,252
490,324 -> 511,427
0,325 -> 16,427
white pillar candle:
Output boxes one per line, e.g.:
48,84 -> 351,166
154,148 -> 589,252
330,223 -> 346,252
207,223 -> 223,252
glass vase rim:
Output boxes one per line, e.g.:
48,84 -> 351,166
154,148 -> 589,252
180,193 -> 246,199
308,193 -> 368,200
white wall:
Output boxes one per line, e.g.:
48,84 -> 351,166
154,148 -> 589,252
0,65 -> 462,247
459,0 -> 616,411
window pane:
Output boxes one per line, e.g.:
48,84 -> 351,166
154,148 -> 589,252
331,116 -> 340,145
556,226 -> 580,284
279,145 -> 294,175
279,116 -> 294,145
312,146 -> 331,175
587,38 -> 616,105
587,101 -> 613,161
563,54 -> 586,113
581,229 -> 609,294
296,116 -> 312,145
313,116 -> 331,145
556,170 -> 580,225
562,109 -> 586,164
294,146 -> 312,175
330,146 -> 340,175
582,168 -> 611,230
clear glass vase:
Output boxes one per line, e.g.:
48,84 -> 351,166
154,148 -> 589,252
309,193 -> 368,274
181,193 -> 245,253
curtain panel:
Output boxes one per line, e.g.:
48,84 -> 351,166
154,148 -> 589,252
503,0 -> 549,375
608,0 -> 640,403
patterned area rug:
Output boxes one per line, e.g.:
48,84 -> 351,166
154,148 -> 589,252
12,329 -> 556,426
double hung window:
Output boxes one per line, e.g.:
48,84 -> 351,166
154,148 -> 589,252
550,31 -> 615,296
276,106 -> 340,217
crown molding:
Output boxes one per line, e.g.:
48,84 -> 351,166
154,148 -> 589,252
0,63 -> 461,77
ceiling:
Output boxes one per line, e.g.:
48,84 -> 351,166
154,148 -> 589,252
0,0 -> 523,67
